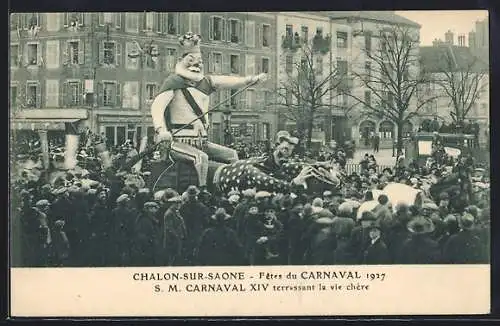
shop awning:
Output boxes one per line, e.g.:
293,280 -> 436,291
10,118 -> 82,131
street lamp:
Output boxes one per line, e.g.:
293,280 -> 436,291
223,105 -> 232,145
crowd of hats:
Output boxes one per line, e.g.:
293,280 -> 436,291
11,132 -> 490,266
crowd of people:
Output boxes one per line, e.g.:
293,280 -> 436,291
11,130 -> 490,268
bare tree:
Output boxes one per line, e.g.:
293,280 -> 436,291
435,48 -> 488,130
274,39 -> 346,149
348,25 -> 437,156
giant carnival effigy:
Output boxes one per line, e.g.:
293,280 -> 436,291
11,32 -> 489,211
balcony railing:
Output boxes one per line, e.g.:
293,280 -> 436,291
312,33 -> 332,54
282,34 -> 302,51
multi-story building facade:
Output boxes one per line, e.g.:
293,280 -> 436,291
275,12 -> 354,146
420,41 -> 489,144
328,11 -> 421,148
10,12 -> 277,148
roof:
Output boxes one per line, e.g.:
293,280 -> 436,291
420,45 -> 489,73
327,11 -> 421,28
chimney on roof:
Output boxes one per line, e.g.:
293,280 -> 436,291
432,38 -> 443,46
445,30 -> 454,45
468,31 -> 476,48
458,34 -> 466,47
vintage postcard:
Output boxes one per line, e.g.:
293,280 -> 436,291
9,10 -> 490,317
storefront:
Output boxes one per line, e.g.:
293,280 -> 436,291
209,111 -> 276,146
96,113 -> 154,148
11,109 -> 89,149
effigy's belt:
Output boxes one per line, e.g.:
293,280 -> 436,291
173,136 -> 209,152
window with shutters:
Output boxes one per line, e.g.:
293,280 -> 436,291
27,43 -> 39,66
67,81 -> 81,106
245,54 -> 255,75
365,61 -> 371,78
364,90 -> 371,108
126,42 -> 139,70
264,90 -> 273,105
10,44 -> 19,68
103,41 -> 116,65
122,82 -> 139,109
261,57 -> 270,73
165,48 -> 176,72
10,85 -> 18,108
364,31 -> 372,53
143,12 -> 154,31
315,55 -> 323,75
103,82 -> 117,107
210,16 -> 223,41
167,13 -> 177,34
45,80 -> 59,107
336,89 -> 348,107
114,13 -> 121,28
189,13 -> 201,35
337,31 -> 348,48
146,83 -> 157,102
301,26 -> 309,44
68,41 -> 81,64
230,89 -> 238,106
245,21 -> 255,47
26,81 -> 39,108
125,13 -> 139,33
285,55 -> 293,73
262,24 -> 271,47
246,89 -> 256,109
46,13 -> 60,31
105,126 -> 115,147
212,52 -> 222,73
230,54 -> 239,74
103,13 -> 113,24
285,88 -> 292,104
17,14 -> 28,29
229,19 -> 241,43
46,41 -> 60,69
63,13 -> 84,28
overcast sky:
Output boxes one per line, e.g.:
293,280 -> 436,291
396,10 -> 488,46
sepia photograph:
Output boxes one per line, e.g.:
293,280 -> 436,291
8,10 -> 491,317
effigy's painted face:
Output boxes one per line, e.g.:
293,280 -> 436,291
176,52 -> 204,82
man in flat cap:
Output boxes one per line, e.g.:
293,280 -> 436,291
162,196 -> 187,265
132,202 -> 162,266
179,185 -> 210,264
150,32 -> 268,188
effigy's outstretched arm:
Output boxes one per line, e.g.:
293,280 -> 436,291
210,74 -> 267,89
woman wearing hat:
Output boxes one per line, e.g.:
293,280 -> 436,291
396,216 -> 442,264
196,208 -> 245,266
362,220 -> 391,264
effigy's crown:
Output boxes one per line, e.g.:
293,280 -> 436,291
179,32 -> 202,55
